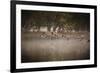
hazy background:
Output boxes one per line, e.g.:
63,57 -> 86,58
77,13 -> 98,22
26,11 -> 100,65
21,10 -> 90,63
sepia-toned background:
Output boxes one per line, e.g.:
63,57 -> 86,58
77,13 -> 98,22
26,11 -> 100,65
21,10 -> 90,63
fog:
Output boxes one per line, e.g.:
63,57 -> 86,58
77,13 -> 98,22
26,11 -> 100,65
21,32 -> 90,63
21,10 -> 90,63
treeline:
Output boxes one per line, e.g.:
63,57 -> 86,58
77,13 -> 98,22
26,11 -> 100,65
21,10 -> 90,32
